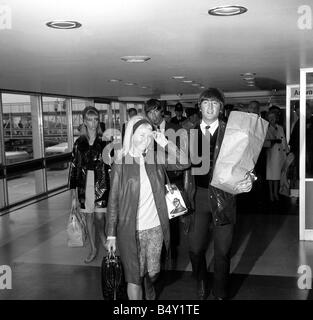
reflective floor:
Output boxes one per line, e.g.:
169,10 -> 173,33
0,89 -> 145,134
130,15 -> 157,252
0,190 -> 312,300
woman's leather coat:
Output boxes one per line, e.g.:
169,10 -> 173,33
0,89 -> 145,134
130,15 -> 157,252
68,136 -> 110,209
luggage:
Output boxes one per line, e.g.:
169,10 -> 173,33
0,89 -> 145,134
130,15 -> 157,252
101,250 -> 127,300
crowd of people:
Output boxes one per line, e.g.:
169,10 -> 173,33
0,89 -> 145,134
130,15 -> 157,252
68,88 -> 305,300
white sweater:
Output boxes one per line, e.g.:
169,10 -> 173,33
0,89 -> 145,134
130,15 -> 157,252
136,156 -> 161,230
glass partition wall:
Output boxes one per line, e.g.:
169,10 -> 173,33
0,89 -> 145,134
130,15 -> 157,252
1,93 -> 46,205
0,92 -> 94,213
43,96 -> 71,191
299,68 -> 313,240
0,93 -> 142,214
0,94 -> 7,209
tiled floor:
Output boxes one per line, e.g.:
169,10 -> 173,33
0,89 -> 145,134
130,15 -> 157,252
0,191 -> 312,300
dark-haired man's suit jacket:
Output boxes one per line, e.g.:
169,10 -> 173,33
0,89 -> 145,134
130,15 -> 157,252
191,121 -> 236,226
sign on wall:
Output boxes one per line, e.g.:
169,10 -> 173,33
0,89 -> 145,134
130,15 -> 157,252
290,86 -> 313,100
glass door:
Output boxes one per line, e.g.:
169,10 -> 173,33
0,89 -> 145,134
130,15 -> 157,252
299,68 -> 313,240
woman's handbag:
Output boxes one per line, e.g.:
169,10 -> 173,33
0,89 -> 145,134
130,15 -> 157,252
67,208 -> 86,247
101,250 -> 127,300
162,166 -> 189,219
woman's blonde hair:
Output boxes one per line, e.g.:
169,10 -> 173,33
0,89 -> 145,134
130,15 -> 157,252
118,115 -> 152,159
80,106 -> 102,140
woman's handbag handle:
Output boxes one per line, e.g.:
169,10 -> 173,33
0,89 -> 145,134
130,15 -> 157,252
109,248 -> 116,260
161,165 -> 174,193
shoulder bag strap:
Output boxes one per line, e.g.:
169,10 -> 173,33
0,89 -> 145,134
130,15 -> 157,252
160,164 -> 175,193
160,164 -> 170,185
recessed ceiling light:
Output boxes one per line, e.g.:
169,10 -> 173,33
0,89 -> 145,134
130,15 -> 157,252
46,21 -> 82,29
241,72 -> 256,77
243,77 -> 255,81
108,79 -> 122,83
172,76 -> 185,79
247,84 -> 255,87
141,86 -> 150,89
121,56 -> 151,63
182,80 -> 193,83
208,6 -> 247,16
124,82 -> 137,86
200,86 -> 206,89
192,83 -> 200,86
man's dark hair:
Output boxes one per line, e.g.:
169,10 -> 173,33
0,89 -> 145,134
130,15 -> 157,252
174,103 -> 183,111
198,88 -> 225,106
294,101 -> 300,110
249,100 -> 260,107
260,111 -> 267,119
164,111 -> 171,117
144,99 -> 162,114
185,107 -> 197,118
269,105 -> 281,112
127,108 -> 137,115
224,104 -> 234,111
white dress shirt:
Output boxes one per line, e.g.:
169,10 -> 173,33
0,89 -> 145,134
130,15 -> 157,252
200,119 -> 219,136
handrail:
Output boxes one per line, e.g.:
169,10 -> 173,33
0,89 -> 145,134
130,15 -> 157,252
0,153 -> 71,178
45,152 -> 71,164
6,158 -> 44,177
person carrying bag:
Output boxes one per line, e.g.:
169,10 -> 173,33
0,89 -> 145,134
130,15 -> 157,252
105,115 -> 190,300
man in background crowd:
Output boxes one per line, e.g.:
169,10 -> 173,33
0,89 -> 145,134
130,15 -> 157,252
164,111 -> 172,124
181,107 -> 200,131
171,103 -> 186,126
247,100 -> 260,115
122,108 -> 137,142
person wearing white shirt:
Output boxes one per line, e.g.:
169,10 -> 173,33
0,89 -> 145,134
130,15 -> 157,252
187,88 -> 253,300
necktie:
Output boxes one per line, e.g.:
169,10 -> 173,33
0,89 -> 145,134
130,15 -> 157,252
200,125 -> 211,174
204,125 -> 211,142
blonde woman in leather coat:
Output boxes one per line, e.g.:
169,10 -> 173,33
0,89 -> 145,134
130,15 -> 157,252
105,115 -> 189,300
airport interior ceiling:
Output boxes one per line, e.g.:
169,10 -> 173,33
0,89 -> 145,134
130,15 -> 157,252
0,0 -> 312,99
